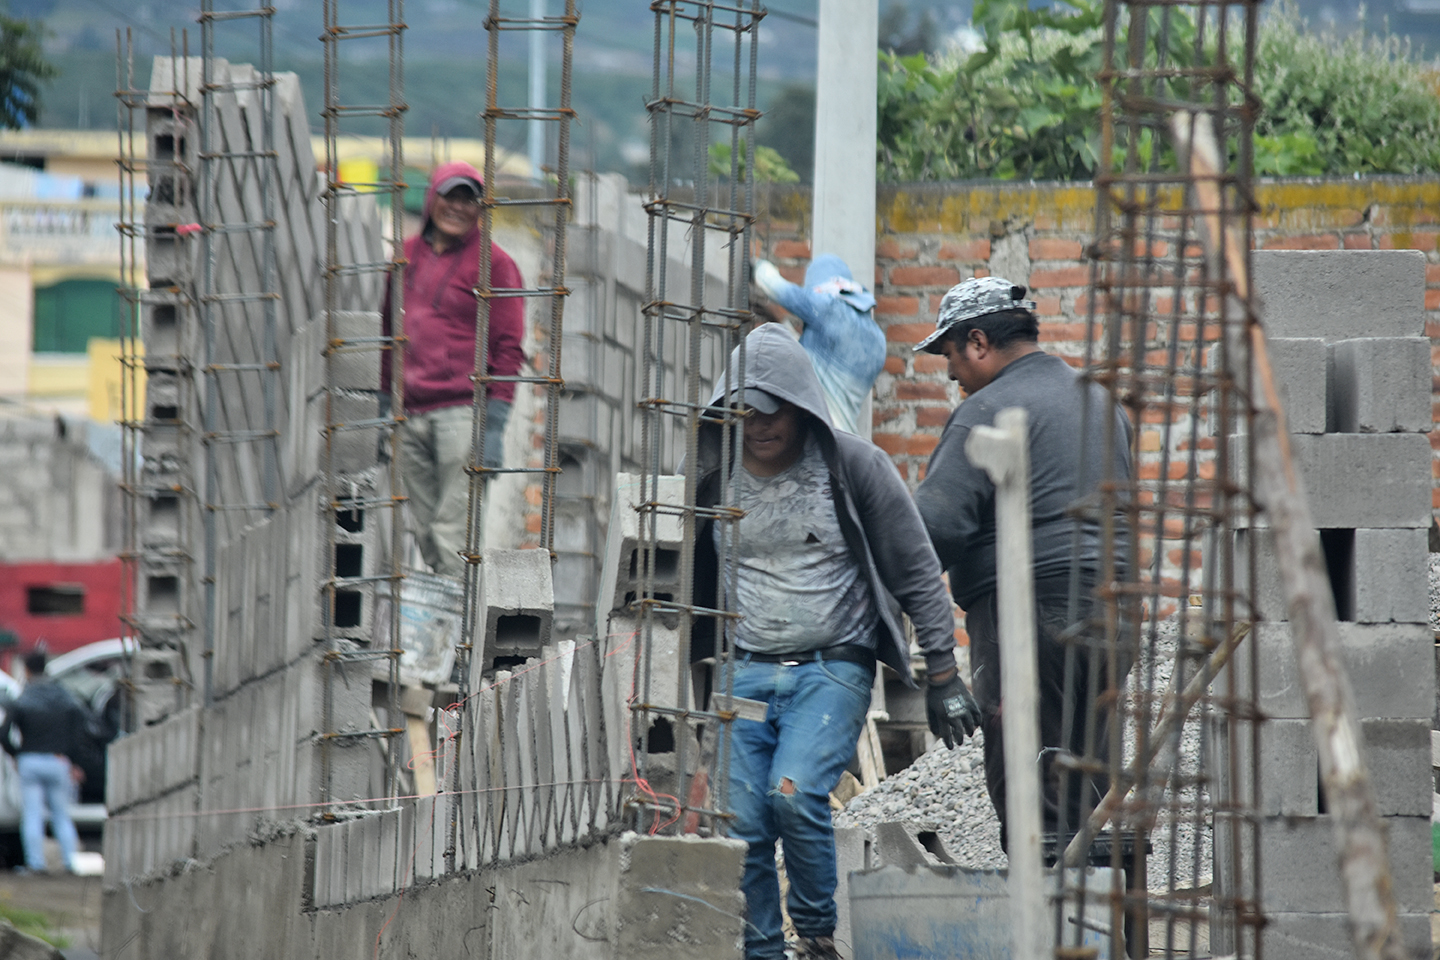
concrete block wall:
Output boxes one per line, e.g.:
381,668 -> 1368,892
105,828 -> 745,960
545,174 -> 736,639
1219,250 -> 1434,959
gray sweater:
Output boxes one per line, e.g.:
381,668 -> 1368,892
914,350 -> 1133,610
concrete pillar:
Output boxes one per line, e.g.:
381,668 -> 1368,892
812,0 -> 878,284
813,0 -> 878,438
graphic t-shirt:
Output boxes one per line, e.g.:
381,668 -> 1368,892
718,435 -> 878,654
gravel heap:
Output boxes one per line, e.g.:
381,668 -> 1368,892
834,619 -> 1209,889
834,732 -> 1008,869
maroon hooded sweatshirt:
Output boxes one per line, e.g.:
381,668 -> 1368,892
381,160 -> 526,412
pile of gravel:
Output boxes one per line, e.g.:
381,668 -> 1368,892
833,733 -> 1007,870
834,619 -> 1210,889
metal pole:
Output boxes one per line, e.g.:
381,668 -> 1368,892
965,406 -> 1049,960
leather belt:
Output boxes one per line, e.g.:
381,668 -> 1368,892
738,646 -> 876,669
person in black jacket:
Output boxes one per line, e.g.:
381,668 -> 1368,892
690,323 -> 981,960
1,650 -> 87,873
912,277 -> 1133,854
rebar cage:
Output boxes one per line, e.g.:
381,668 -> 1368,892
1057,0 -> 1265,955
624,0 -> 764,837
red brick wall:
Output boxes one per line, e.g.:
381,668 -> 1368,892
752,177 -> 1440,629
757,178 -> 1440,491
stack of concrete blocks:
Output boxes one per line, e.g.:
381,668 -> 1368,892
132,56 -> 207,722
103,707 -> 201,880
310,619 -> 623,907
554,173 -> 736,640
1216,250 -> 1434,959
594,473 -> 691,787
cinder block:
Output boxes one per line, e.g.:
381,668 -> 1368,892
1230,528 -> 1288,622
313,822 -> 343,908
613,834 -> 747,960
313,389 -> 382,477
478,548 -> 554,669
605,613 -> 684,709
1233,622 -> 1433,720
1248,433 -> 1433,529
1329,338 -> 1432,434
1261,912 -> 1432,960
106,706 -> 201,810
1359,718 -> 1431,817
1230,718 -> 1318,816
596,473 -> 687,634
1351,528 -> 1429,624
316,310 -> 383,392
1253,250 -> 1426,339
1258,815 -> 1432,913
1265,337 -> 1328,434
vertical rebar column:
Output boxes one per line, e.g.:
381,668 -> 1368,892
1055,0 -> 1267,957
443,0 -> 577,870
319,0 -> 408,809
634,0 -> 762,837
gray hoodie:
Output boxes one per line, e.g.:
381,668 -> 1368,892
690,323 -> 957,686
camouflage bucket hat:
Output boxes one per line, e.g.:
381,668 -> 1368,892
915,277 -> 1037,354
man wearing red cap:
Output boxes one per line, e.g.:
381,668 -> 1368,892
382,162 -> 526,575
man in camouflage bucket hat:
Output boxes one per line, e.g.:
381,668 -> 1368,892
911,276 -> 1134,859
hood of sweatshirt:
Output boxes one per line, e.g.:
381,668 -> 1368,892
703,323 -> 836,458
422,159 -> 485,242
802,253 -> 876,313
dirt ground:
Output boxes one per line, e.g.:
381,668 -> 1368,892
0,869 -> 102,958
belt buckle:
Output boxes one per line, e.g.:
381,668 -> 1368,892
781,658 -> 802,667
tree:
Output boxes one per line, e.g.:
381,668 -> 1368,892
757,83 -> 815,182
0,15 -> 57,130
876,0 -> 1440,181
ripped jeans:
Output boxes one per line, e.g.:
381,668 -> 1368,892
726,653 -> 874,960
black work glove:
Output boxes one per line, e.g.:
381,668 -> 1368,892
926,671 -> 981,749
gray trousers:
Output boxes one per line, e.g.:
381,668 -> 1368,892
399,399 -> 510,576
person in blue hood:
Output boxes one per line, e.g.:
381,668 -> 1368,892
752,253 -> 885,435
689,323 -> 981,960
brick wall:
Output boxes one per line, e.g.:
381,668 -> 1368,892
751,176 -> 1440,629
758,177 -> 1440,488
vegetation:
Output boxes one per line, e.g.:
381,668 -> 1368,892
707,139 -> 800,184
0,901 -> 70,948
876,0 -> 1440,181
0,15 -> 57,129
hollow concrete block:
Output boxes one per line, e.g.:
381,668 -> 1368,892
1231,622 -> 1433,721
1253,250 -> 1426,339
1329,337 -> 1432,434
1257,814 -> 1431,914
1351,527 -> 1429,624
595,473 -> 687,635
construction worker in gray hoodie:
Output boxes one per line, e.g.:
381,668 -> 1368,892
689,322 -> 982,960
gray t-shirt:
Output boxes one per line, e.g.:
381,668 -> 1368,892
718,435 -> 878,654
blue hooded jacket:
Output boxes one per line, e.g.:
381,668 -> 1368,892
753,253 -> 885,435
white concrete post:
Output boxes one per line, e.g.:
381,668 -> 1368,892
528,0 -> 546,179
813,0 -> 879,439
812,0 -> 878,297
966,406 -> 1049,960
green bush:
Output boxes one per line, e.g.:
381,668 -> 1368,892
877,0 -> 1440,181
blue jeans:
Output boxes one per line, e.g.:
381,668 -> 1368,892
17,753 -> 79,872
725,654 -> 873,960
